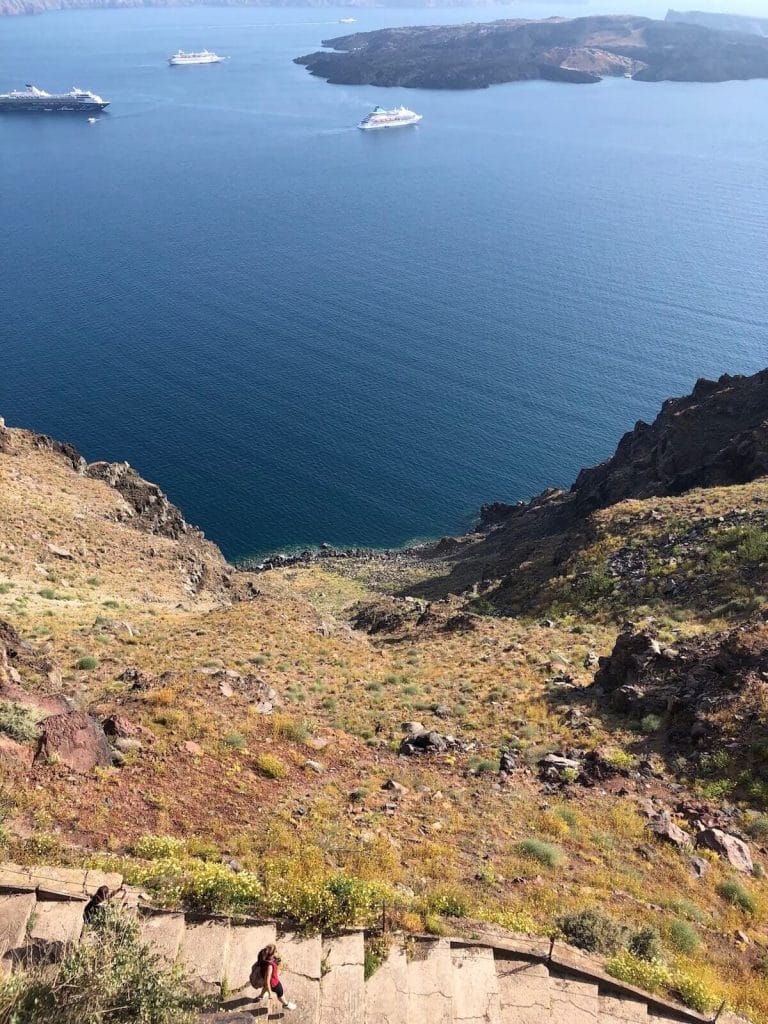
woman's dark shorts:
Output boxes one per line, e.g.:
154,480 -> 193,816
271,982 -> 284,999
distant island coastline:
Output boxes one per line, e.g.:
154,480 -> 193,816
666,7 -> 768,37
295,13 -> 768,89
0,0 -> 569,16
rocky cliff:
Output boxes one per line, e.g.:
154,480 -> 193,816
296,14 -> 768,88
413,370 -> 768,605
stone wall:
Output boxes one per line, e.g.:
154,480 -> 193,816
0,863 -> 746,1024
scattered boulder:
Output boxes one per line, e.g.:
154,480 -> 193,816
537,752 -> 581,781
351,599 -> 416,635
46,543 -> 74,560
648,810 -> 691,848
304,759 -> 325,774
499,749 -> 517,773
695,827 -> 753,873
117,666 -> 155,690
102,715 -> 152,742
36,711 -> 112,773
399,727 -> 469,756
383,779 -> 408,796
690,856 -> 710,878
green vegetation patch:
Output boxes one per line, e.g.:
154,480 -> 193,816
0,905 -> 197,1024
0,701 -> 40,744
517,838 -> 564,869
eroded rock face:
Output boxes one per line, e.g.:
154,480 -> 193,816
592,621 -> 768,755
37,712 -> 112,773
85,461 -> 197,540
414,369 -> 768,604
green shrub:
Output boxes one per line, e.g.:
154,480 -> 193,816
517,838 -> 564,869
718,879 -> 757,914
363,936 -> 389,980
745,814 -> 768,839
271,715 -> 311,744
558,908 -> 626,955
132,835 -> 186,860
423,889 -> 470,918
255,753 -> 287,779
0,905 -> 197,1024
606,951 -> 672,993
668,919 -> 700,954
628,926 -> 662,961
75,656 -> 99,671
0,701 -> 40,743
640,714 -> 662,734
223,732 -> 246,749
132,859 -> 262,914
265,872 -> 390,931
674,972 -> 718,1013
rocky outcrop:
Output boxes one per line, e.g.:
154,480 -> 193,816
85,461 -> 199,540
296,15 -> 768,89
591,619 -> 768,810
0,620 -> 62,693
412,369 -> 768,605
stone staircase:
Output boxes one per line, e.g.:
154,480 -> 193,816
0,864 -> 745,1024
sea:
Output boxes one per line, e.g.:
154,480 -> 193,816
2,2 -> 768,560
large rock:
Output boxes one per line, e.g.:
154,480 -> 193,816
648,811 -> 691,848
695,827 -> 753,873
36,711 -> 112,773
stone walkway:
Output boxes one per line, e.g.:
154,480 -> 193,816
0,863 -> 745,1024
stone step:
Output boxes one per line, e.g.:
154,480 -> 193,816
34,868 -> 89,899
451,943 -> 502,1024
407,937 -> 453,1024
0,893 -> 36,973
26,895 -> 84,952
139,907 -> 186,963
364,939 -> 408,1024
178,917 -> 231,993
320,931 -> 365,1024
600,993 -> 648,1023
495,953 -> 551,1024
278,930 -> 322,1024
550,976 -> 600,1024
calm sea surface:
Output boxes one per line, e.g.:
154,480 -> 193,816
2,4 -> 768,558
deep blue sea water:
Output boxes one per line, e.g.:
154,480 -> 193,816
2,4 -> 768,559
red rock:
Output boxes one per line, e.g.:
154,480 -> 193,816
37,711 -> 112,774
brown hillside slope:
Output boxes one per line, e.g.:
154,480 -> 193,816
2,410 -> 768,1019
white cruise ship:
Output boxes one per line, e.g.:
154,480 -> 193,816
358,105 -> 422,130
168,50 -> 223,66
0,85 -> 109,112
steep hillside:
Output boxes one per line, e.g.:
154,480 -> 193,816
3,381 -> 768,1020
413,371 -> 768,608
